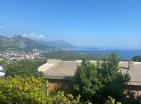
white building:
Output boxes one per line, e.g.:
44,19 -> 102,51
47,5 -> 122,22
0,66 -> 5,77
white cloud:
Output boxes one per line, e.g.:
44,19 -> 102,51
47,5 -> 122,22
0,26 -> 5,29
22,33 -> 48,41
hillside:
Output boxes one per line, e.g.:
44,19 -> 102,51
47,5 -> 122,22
42,40 -> 77,49
0,35 -> 86,60
0,35 -> 13,47
0,35 -> 57,51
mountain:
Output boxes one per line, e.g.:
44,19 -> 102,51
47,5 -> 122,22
12,35 -> 43,49
0,35 -> 76,52
0,35 -> 57,51
0,35 -> 87,60
0,35 -> 12,48
42,40 -> 77,49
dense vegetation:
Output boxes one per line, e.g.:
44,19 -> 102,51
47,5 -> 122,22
43,51 -> 87,61
4,59 -> 46,77
73,54 -> 129,104
0,59 -> 83,104
0,76 -> 47,104
0,76 -> 121,104
0,76 -> 82,104
43,50 -> 111,61
132,55 -> 141,62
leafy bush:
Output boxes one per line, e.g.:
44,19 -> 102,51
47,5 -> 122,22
0,76 -> 48,104
4,59 -> 46,77
0,76 -> 83,104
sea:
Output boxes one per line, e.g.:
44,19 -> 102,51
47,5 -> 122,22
71,48 -> 141,60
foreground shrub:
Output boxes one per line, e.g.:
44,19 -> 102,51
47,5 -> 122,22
47,91 -> 82,104
0,76 -> 48,104
0,76 -> 83,104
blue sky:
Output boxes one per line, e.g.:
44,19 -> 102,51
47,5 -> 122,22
0,0 -> 141,49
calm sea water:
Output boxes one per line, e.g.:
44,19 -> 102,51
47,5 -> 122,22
72,49 -> 141,60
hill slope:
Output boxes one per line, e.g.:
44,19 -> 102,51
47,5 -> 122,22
43,40 -> 77,49
0,35 -> 57,51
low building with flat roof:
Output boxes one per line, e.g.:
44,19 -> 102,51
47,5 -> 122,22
38,59 -> 141,95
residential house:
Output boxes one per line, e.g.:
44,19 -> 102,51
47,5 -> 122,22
38,59 -> 141,96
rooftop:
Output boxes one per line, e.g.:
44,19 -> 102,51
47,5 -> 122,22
38,59 -> 141,85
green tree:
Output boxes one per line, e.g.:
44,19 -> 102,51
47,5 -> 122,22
73,53 -> 129,103
132,55 -> 141,62
73,59 -> 102,102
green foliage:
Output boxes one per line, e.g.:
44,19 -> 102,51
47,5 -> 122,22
43,50 -> 114,61
1,58 -> 84,103
73,59 -> 102,100
132,55 -> 141,62
44,51 -> 87,61
106,96 -> 122,104
73,53 -> 129,103
0,76 -> 83,104
99,53 -> 119,83
47,91 -> 81,104
0,76 -> 48,104
0,60 -> 6,66
4,59 -> 46,77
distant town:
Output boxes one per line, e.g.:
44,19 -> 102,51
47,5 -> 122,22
0,49 -> 42,62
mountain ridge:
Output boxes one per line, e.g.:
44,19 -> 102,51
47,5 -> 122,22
0,35 -> 77,51
40,40 -> 77,49
0,35 -> 55,51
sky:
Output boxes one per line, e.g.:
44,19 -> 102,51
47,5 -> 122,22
0,0 -> 141,49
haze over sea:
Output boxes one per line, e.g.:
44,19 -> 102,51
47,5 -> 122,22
72,48 -> 141,60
